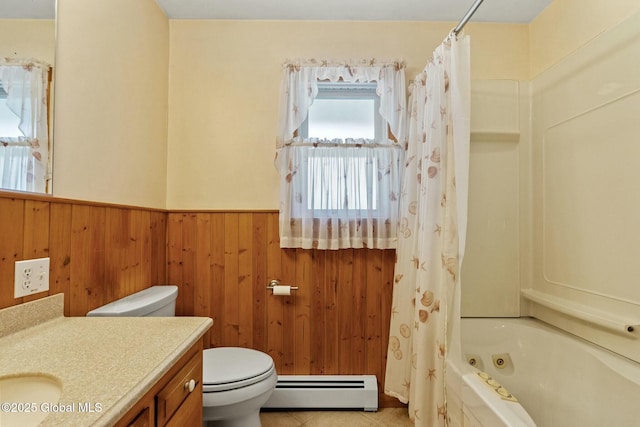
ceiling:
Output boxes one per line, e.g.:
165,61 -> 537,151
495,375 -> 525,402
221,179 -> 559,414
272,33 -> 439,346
1,0 -> 553,23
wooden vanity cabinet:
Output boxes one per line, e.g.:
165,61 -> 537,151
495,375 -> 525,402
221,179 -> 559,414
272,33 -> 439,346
115,339 -> 204,427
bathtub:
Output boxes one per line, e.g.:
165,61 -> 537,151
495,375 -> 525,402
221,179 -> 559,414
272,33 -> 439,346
448,317 -> 640,427
446,345 -> 535,427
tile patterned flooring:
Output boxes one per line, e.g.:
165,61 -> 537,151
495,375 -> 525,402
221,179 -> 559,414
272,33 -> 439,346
260,408 -> 414,426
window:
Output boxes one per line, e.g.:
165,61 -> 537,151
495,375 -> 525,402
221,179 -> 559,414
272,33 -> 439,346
0,86 -> 23,137
0,59 -> 51,193
276,60 -> 406,250
0,87 -> 32,191
295,83 -> 385,216
306,154 -> 378,212
300,82 -> 383,140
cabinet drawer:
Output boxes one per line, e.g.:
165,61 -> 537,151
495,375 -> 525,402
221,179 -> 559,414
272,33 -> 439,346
164,381 -> 202,427
156,351 -> 202,426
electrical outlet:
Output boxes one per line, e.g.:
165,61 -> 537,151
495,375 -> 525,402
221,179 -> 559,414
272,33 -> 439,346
14,257 -> 50,298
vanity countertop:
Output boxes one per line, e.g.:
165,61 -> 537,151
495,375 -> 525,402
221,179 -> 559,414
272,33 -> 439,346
0,294 -> 212,427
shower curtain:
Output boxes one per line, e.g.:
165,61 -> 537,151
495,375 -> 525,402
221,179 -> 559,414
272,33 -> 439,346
384,35 -> 470,426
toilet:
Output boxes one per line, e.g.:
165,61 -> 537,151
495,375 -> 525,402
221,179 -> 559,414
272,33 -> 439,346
87,286 -> 277,427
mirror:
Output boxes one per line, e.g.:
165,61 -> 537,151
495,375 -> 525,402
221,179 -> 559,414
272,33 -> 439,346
0,0 -> 55,194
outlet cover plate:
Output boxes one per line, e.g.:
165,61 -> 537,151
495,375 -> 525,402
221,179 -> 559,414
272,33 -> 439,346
14,257 -> 50,298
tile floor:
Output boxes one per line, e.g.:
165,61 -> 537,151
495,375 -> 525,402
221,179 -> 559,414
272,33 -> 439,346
260,408 -> 414,426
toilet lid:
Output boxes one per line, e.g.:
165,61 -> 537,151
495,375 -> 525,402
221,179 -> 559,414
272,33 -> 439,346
203,347 -> 275,392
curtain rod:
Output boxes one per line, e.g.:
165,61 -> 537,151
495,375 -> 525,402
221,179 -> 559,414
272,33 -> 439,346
452,0 -> 485,35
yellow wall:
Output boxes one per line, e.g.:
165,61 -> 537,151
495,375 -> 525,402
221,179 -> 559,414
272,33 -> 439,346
0,19 -> 55,63
530,0 -> 640,77
50,9 -> 530,210
166,20 -> 529,209
48,0 -> 640,209
53,0 -> 169,208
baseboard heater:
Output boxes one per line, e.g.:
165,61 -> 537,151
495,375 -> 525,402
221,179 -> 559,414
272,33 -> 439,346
262,375 -> 378,412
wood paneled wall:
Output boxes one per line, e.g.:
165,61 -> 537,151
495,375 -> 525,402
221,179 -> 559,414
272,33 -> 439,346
0,192 -> 166,315
0,192 -> 399,406
167,212 -> 398,406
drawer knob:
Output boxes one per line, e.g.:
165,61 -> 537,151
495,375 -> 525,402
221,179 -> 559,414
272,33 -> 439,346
184,379 -> 196,393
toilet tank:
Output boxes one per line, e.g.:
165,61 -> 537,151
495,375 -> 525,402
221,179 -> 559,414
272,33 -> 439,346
86,285 -> 178,317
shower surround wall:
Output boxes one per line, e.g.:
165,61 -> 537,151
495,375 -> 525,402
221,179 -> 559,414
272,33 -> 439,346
526,9 -> 640,363
463,80 -> 529,317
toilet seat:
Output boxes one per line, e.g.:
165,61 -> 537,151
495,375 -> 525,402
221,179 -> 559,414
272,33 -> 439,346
203,347 -> 275,393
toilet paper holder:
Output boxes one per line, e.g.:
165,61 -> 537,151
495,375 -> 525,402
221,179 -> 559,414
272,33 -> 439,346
267,279 -> 299,291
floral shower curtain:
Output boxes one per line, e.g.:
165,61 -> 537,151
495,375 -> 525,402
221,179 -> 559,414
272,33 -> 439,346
384,35 -> 470,426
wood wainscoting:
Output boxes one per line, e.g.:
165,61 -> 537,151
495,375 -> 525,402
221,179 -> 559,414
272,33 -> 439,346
0,191 -> 399,407
0,193 -> 166,315
167,212 -> 399,407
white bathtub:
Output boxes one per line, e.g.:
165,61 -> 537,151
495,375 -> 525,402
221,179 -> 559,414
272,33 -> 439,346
446,346 -> 535,427
451,317 -> 640,427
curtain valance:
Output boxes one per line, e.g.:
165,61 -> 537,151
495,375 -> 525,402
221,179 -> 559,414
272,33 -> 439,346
276,59 -> 406,156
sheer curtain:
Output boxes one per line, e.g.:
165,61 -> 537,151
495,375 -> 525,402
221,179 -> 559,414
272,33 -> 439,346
276,59 -> 406,249
384,35 -> 470,426
0,58 -> 51,193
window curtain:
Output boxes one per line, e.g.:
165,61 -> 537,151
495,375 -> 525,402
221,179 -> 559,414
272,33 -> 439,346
384,35 -> 470,426
0,58 -> 51,193
276,59 -> 406,250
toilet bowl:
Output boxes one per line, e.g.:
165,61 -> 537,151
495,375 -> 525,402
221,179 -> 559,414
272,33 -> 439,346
202,347 -> 277,427
87,286 -> 276,427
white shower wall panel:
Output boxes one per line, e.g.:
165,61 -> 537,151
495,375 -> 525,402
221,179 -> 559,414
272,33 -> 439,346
528,10 -> 640,363
461,80 -> 527,317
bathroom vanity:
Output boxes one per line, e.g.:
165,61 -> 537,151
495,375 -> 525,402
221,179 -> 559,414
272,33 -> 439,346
0,294 -> 212,427
115,339 -> 203,427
